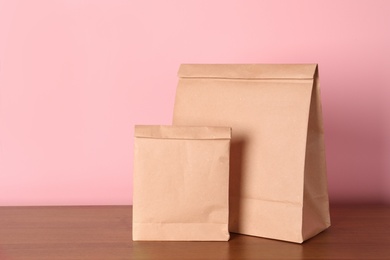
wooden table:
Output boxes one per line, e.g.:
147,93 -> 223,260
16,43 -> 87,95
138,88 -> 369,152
0,205 -> 389,260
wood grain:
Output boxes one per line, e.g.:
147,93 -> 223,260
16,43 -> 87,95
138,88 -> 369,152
0,205 -> 389,259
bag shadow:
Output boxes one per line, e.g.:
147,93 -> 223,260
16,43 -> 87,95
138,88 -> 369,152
229,137 -> 246,232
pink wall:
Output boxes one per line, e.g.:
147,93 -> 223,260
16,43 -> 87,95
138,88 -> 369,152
1,0 -> 389,205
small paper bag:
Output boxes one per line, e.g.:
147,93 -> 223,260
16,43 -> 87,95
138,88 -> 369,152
132,125 -> 231,241
173,64 -> 331,243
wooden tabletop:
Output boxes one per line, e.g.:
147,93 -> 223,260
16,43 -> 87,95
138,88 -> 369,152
0,205 -> 389,260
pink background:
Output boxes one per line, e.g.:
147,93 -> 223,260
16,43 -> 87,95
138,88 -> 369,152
1,0 -> 389,206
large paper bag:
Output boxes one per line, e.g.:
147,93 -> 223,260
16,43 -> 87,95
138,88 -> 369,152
173,64 -> 331,243
132,125 -> 231,241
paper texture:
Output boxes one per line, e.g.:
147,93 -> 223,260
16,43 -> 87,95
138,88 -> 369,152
132,125 -> 231,241
173,64 -> 331,243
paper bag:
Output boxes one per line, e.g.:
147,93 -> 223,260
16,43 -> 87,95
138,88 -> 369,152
173,64 -> 331,243
132,125 -> 231,241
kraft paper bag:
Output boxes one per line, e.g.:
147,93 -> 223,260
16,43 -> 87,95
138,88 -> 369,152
132,125 -> 231,241
173,64 -> 331,243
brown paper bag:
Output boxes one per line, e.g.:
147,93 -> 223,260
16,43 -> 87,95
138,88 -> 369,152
132,125 -> 231,241
173,64 -> 331,243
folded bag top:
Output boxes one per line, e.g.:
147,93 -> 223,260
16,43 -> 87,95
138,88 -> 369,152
133,125 -> 231,241
134,125 -> 231,140
173,64 -> 330,243
178,64 -> 317,79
